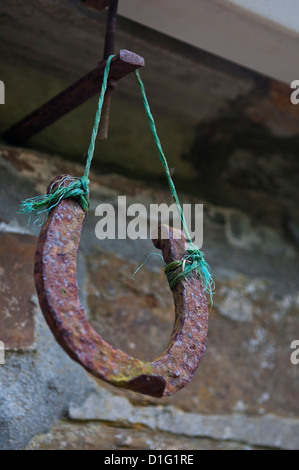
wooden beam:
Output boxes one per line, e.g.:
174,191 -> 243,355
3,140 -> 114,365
3,50 -> 145,144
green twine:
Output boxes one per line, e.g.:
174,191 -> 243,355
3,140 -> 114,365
19,175 -> 90,225
134,70 -> 192,245
132,252 -> 166,280
19,55 -> 115,223
164,249 -> 215,303
84,54 -> 115,180
134,69 -> 214,303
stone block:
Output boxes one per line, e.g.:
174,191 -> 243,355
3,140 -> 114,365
0,232 -> 36,350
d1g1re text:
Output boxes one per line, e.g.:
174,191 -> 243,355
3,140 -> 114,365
104,454 -> 194,467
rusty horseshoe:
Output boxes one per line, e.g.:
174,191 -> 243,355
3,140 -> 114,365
34,175 -> 208,398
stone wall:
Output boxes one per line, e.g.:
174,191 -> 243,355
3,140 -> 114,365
0,144 -> 298,450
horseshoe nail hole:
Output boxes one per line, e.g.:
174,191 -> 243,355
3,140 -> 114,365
173,370 -> 181,377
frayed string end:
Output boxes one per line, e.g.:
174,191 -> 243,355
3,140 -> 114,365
18,175 -> 90,226
165,247 -> 215,305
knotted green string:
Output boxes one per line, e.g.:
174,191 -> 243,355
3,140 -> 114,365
164,249 -> 214,299
19,54 -> 214,302
19,175 -> 90,225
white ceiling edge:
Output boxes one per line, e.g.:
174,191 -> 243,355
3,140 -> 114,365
227,0 -> 299,35
118,0 -> 299,84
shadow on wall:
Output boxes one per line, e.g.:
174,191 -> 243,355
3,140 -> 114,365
183,83 -> 299,244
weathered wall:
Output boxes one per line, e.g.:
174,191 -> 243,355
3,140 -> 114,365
1,0 -> 299,452
0,144 -> 298,450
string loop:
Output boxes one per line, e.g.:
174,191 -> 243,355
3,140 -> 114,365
19,55 -> 214,302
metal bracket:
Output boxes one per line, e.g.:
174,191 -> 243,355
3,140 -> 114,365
3,51 -> 144,144
3,1 -> 143,144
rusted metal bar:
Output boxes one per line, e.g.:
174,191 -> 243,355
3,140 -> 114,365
3,50 -> 144,144
34,175 -> 209,398
98,0 -> 118,140
81,0 -> 111,11
103,0 -> 118,59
